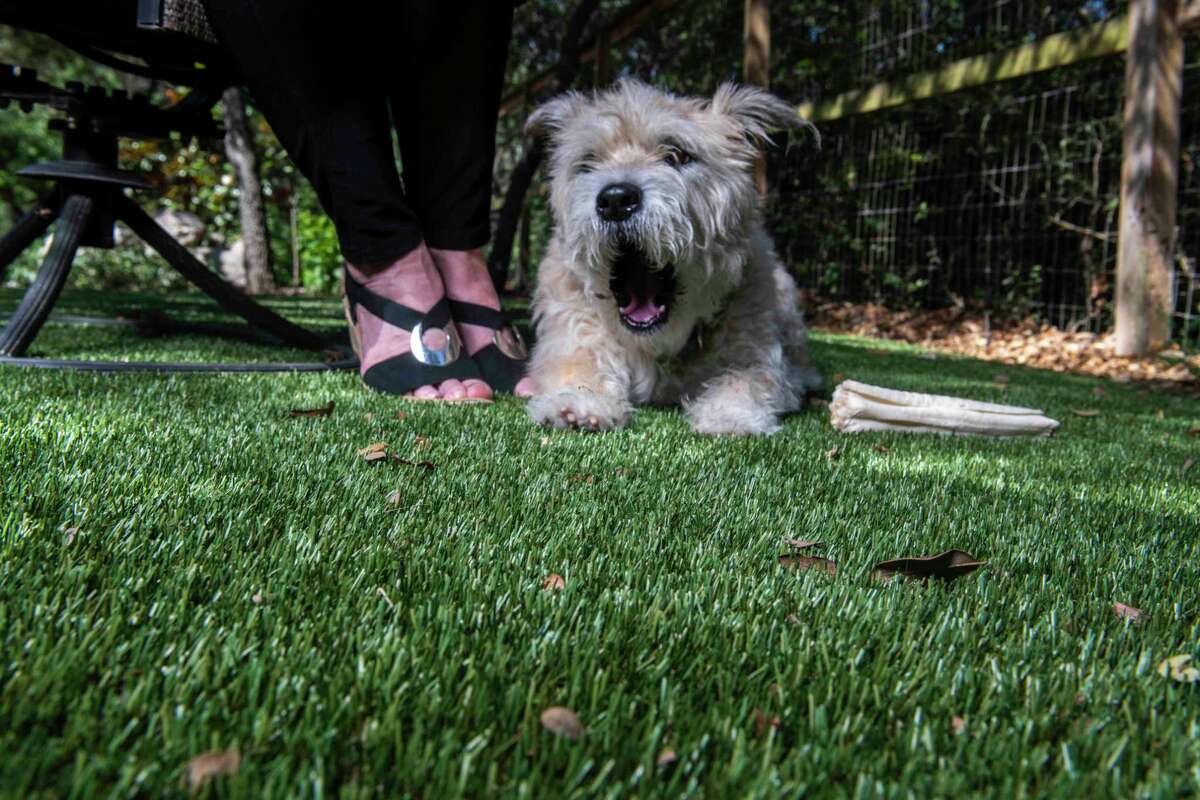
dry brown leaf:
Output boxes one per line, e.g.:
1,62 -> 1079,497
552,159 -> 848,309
872,549 -> 986,583
540,706 -> 584,740
1070,408 -> 1100,417
873,445 -> 892,454
289,401 -> 334,418
1112,602 -> 1143,623
832,372 -> 846,384
396,458 -> 435,471
614,468 -> 632,478
1157,655 -> 1200,683
779,554 -> 837,576
357,442 -> 389,463
808,398 -> 830,409
63,526 -> 79,545
542,573 -> 566,591
568,473 -> 596,485
414,435 -> 431,451
183,748 -> 240,793
951,716 -> 967,735
395,410 -> 407,421
752,709 -> 782,738
656,748 -> 678,767
784,538 -> 823,551
1188,425 -> 1200,437
386,490 -> 403,508
825,446 -> 841,462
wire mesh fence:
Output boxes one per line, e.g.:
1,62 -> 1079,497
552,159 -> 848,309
762,0 -> 1200,347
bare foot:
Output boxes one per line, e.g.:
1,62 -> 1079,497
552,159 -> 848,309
347,244 -> 491,400
430,247 -> 533,397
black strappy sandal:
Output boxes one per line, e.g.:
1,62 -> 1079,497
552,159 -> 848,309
447,300 -> 530,394
343,267 -> 482,394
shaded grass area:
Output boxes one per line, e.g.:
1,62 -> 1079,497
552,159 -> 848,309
1,291 -> 1198,798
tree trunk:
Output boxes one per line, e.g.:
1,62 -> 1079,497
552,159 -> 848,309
744,0 -> 770,196
489,0 -> 602,291
222,86 -> 274,295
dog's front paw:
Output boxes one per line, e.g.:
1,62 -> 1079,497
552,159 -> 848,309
685,396 -> 781,436
526,389 -> 631,432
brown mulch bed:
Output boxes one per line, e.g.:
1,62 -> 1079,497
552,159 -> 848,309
808,301 -> 1199,394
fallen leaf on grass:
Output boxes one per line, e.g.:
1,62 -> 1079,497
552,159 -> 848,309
1187,425 -> 1200,437
63,526 -> 79,545
614,467 -> 632,478
542,573 -> 565,591
183,749 -> 240,793
656,748 -> 678,767
872,550 -> 986,583
1157,655 -> 1200,683
395,410 -> 407,421
357,442 -> 389,463
386,490 -> 403,508
951,716 -> 967,735
1112,602 -> 1144,623
753,709 -> 782,738
568,473 -> 596,485
825,446 -> 841,462
832,372 -> 845,384
289,401 -> 334,418
540,706 -> 584,740
414,435 -> 430,451
784,539 -> 823,551
808,398 -> 830,409
873,445 -> 891,454
1070,408 -> 1100,417
779,554 -> 837,576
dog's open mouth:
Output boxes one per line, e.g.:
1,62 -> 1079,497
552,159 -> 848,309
609,240 -> 676,334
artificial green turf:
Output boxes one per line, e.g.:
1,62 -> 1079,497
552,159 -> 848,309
1,290 -> 1198,799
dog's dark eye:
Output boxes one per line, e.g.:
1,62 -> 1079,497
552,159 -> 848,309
662,146 -> 693,169
576,154 -> 597,174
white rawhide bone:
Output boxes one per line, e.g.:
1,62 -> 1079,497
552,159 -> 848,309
830,380 -> 1060,437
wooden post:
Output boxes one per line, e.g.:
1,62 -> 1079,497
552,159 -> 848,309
744,0 -> 770,196
594,26 -> 610,86
1115,0 -> 1183,355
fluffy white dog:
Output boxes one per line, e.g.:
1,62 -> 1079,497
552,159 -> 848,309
524,79 -> 821,435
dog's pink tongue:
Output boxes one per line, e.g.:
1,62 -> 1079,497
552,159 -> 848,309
621,295 -> 662,323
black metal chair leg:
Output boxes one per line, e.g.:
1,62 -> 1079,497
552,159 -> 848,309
114,194 -> 327,351
0,194 -> 59,281
0,194 -> 92,356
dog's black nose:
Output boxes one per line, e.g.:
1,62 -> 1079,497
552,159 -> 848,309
596,183 -> 642,222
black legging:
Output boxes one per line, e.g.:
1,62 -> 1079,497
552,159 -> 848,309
201,2 -> 515,267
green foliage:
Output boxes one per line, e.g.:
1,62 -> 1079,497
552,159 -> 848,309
296,205 -> 341,293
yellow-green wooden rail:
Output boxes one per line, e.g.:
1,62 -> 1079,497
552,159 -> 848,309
796,15 -> 1130,123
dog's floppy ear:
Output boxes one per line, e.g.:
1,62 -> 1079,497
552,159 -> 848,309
709,83 -> 818,149
525,91 -> 587,138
